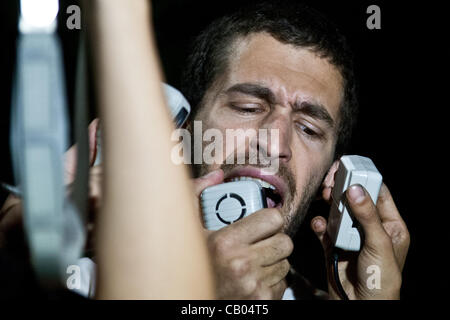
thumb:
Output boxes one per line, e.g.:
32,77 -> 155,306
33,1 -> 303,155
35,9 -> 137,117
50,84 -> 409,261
346,184 -> 391,252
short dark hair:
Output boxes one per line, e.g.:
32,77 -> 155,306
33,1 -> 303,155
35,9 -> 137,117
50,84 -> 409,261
181,0 -> 358,158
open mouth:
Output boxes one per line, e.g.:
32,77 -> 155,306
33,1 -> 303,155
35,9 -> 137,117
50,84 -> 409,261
224,176 -> 284,209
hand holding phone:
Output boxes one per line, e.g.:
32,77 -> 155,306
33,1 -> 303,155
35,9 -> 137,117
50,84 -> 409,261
326,155 -> 383,252
312,155 -> 409,300
199,179 -> 292,299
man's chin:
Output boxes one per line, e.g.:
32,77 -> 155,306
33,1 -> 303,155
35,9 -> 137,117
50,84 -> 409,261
283,195 -> 317,238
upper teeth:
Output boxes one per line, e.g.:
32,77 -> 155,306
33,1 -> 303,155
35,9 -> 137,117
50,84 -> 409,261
231,176 -> 276,190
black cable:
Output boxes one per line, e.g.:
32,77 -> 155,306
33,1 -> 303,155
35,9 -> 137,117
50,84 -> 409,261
332,250 -> 349,300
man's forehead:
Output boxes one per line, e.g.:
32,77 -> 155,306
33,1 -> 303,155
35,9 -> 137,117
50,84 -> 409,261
219,32 -> 344,121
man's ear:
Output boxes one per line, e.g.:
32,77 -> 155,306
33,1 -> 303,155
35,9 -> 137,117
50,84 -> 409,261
320,160 -> 340,203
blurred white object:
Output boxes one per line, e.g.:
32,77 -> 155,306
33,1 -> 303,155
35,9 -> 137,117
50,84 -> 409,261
19,0 -> 59,33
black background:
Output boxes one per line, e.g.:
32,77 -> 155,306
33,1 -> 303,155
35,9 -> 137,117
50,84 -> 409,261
0,0 -> 447,300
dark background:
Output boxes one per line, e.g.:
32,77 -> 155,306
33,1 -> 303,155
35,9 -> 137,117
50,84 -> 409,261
0,0 -> 447,300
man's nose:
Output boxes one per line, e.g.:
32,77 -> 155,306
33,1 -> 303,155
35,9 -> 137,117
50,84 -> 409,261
258,111 -> 292,164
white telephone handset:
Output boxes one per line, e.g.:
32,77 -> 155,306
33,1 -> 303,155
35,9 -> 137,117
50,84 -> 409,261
201,181 -> 267,231
327,155 -> 382,251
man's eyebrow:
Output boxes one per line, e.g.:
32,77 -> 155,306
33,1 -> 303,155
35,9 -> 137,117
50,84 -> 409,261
225,83 -> 335,128
225,83 -> 277,105
294,101 -> 335,128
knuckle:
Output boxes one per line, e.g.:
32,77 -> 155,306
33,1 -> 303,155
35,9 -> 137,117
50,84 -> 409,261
390,222 -> 411,248
229,256 -> 251,278
277,233 -> 294,255
399,222 -> 410,242
266,209 -> 284,228
238,277 -> 258,297
247,281 -> 274,300
209,232 -> 233,256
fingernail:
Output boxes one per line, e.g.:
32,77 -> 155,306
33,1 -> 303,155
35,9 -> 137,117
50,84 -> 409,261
348,184 -> 365,204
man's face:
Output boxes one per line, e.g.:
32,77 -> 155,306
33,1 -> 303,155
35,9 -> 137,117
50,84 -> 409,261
191,33 -> 343,235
